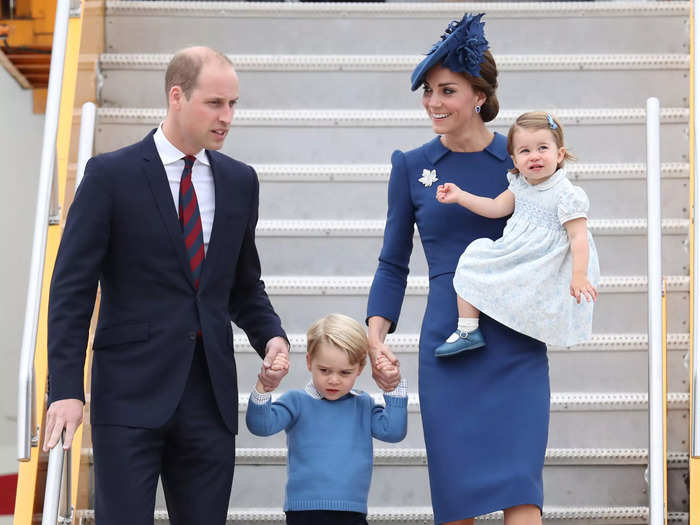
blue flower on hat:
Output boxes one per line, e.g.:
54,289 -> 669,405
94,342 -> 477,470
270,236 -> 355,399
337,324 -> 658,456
439,13 -> 489,78
410,13 -> 489,90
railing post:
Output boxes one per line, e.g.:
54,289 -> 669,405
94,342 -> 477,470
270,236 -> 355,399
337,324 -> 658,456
16,0 -> 71,462
646,97 -> 666,525
76,102 -> 97,192
41,435 -> 65,525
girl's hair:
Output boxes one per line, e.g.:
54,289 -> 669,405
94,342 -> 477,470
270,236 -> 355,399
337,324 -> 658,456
306,314 -> 368,367
506,111 -> 576,174
464,50 -> 499,123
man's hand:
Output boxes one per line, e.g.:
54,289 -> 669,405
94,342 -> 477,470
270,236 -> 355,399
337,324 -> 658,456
258,336 -> 290,391
369,340 -> 401,391
43,398 -> 84,451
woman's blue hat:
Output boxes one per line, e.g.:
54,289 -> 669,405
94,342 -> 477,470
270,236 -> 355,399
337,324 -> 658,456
410,13 -> 489,92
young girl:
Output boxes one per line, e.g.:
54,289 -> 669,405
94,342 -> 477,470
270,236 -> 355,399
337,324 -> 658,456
434,111 -> 600,356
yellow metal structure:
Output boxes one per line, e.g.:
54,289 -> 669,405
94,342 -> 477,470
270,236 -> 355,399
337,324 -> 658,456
12,8 -> 86,524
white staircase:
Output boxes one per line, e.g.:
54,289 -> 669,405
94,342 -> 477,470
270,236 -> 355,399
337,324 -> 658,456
75,2 -> 690,523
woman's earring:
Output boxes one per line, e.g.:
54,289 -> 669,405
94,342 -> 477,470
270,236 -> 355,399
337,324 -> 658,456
475,105 -> 481,114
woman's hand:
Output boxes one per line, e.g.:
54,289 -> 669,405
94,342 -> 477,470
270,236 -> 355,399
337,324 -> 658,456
570,273 -> 598,304
436,183 -> 463,204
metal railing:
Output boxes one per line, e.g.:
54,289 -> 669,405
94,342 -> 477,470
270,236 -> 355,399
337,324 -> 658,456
39,101 -> 97,524
17,0 -> 71,462
646,97 -> 667,525
42,433 -> 73,525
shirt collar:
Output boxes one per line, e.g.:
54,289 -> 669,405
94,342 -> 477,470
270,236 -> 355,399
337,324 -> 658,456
523,168 -> 567,191
153,124 -> 210,167
304,381 -> 361,400
425,132 -> 509,165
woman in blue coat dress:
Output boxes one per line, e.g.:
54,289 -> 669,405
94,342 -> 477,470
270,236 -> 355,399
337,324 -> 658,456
366,14 -> 549,525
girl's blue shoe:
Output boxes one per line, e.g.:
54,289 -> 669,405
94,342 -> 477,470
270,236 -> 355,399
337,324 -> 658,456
435,328 -> 486,357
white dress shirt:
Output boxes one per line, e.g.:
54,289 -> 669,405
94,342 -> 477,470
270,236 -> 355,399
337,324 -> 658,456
153,124 -> 215,254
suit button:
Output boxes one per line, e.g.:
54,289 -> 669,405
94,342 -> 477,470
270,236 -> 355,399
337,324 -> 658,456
188,331 -> 197,341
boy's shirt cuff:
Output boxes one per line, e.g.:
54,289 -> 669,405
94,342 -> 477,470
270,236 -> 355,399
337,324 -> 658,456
384,377 -> 407,398
250,389 -> 271,405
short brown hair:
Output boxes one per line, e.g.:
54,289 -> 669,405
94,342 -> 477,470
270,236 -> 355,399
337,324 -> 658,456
506,111 -> 576,174
464,50 -> 499,123
306,314 -> 368,367
164,47 -> 234,104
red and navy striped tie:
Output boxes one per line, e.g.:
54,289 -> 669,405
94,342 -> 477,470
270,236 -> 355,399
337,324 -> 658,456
178,155 -> 205,289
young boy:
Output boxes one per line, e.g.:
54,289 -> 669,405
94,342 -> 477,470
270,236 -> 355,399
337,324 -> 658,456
246,313 -> 408,525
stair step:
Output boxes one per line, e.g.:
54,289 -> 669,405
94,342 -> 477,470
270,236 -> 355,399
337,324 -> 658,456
250,164 -> 690,220
251,219 -> 688,275
103,1 -> 688,55
99,53 -> 689,109
93,107 -> 689,164
254,218 -> 689,236
74,506 -> 690,524
249,162 -> 689,182
233,332 -> 691,352
236,275 -> 689,334
233,332 -> 691,393
82,447 -> 689,467
232,392 -> 689,450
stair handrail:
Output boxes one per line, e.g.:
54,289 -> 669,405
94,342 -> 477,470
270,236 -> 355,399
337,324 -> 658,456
646,97 -> 667,525
42,432 -> 73,525
76,102 -> 97,192
16,0 -> 71,462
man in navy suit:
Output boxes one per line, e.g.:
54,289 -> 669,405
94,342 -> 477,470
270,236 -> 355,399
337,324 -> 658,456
43,46 -> 290,524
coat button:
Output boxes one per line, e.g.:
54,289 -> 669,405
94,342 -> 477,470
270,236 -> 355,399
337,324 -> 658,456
188,331 -> 197,341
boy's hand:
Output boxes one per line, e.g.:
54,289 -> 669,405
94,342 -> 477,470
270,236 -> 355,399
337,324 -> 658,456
436,183 -> 462,204
375,354 -> 400,390
570,274 -> 598,304
268,351 -> 289,371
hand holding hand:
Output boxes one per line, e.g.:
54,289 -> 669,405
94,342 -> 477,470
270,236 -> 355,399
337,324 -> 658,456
369,339 -> 401,391
436,183 -> 463,204
43,398 -> 84,451
570,274 -> 598,304
259,336 -> 290,391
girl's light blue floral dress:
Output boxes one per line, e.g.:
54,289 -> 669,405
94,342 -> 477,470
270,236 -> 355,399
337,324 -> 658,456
453,168 -> 600,347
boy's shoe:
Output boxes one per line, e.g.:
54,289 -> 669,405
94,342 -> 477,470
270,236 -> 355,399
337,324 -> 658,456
434,328 -> 486,357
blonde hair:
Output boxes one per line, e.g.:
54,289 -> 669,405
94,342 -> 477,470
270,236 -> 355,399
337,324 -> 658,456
306,314 -> 368,367
506,111 -> 576,174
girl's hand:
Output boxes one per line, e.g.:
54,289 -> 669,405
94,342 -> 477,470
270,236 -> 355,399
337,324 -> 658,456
436,183 -> 462,204
570,274 -> 598,304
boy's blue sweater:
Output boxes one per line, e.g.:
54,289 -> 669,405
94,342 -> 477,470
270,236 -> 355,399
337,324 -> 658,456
246,384 -> 408,513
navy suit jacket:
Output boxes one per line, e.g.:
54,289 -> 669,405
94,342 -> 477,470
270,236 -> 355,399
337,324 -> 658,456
47,130 -> 286,434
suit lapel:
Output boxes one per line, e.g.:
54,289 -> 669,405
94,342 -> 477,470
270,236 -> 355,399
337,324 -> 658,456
141,132 -> 196,291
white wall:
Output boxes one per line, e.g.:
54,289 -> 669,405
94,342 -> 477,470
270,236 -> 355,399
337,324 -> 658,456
0,68 -> 44,469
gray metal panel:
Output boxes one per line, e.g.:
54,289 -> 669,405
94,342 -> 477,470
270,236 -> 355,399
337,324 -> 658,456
257,178 -> 690,220
104,13 -> 689,55
100,67 -> 689,110
253,232 -> 688,275
247,288 -> 689,334
233,347 -> 690,395
215,464 -> 687,509
94,119 -> 689,164
233,403 -> 689,450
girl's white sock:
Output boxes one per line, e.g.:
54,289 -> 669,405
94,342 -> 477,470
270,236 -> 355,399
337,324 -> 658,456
446,318 -> 479,342
458,317 -> 479,333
